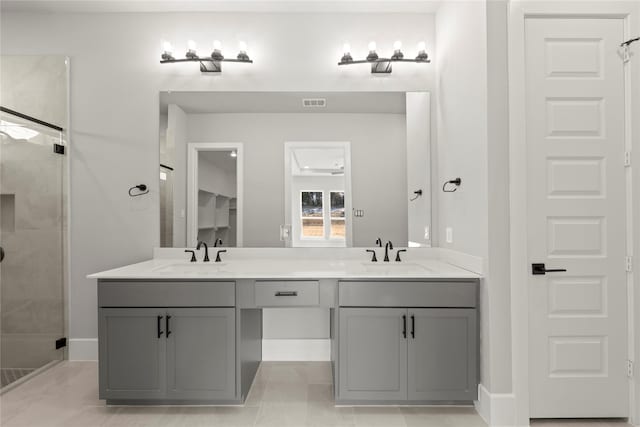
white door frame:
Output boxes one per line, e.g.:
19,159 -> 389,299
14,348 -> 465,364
283,141 -> 353,247
186,142 -> 244,247
508,2 -> 640,425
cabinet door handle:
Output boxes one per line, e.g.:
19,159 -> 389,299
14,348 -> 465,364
275,291 -> 298,297
411,315 -> 415,339
402,315 -> 407,339
166,315 -> 172,337
157,316 -> 164,338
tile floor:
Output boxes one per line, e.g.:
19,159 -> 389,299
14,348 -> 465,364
0,361 -> 632,427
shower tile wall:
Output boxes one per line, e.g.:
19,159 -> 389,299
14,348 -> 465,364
0,127 -> 65,369
1,55 -> 68,375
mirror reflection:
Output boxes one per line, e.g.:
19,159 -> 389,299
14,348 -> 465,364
159,91 -> 431,248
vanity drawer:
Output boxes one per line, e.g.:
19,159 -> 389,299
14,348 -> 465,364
98,280 -> 235,307
338,280 -> 477,308
255,280 -> 319,307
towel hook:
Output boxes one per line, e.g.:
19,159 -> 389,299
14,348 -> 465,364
442,178 -> 462,193
409,189 -> 423,201
128,184 -> 149,197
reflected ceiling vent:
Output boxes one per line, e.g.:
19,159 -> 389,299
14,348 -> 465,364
302,98 -> 327,108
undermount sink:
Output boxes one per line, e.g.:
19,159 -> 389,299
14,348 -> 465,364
360,262 -> 431,273
153,263 -> 227,274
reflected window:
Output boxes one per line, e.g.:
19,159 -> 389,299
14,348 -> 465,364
330,191 -> 345,239
301,191 -> 324,238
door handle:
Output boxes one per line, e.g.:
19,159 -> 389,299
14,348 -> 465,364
411,315 -> 415,339
275,291 -> 298,297
157,316 -> 164,338
402,315 -> 407,339
532,263 -> 567,275
166,315 -> 172,337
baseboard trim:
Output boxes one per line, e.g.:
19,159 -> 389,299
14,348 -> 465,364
474,384 -> 521,427
262,339 -> 330,361
69,338 -> 98,361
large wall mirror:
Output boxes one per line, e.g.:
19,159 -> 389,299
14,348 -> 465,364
159,91 -> 431,248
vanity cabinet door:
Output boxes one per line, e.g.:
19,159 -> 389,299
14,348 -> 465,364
338,308 -> 407,401
408,308 -> 478,401
99,308 -> 166,400
166,308 -> 236,400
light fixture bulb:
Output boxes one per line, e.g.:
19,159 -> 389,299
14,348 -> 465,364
230,151 -> 237,158
238,41 -> 248,53
187,40 -> 197,51
368,41 -> 377,52
213,40 -> 222,50
162,41 -> 173,53
417,41 -> 426,52
393,40 -> 402,50
343,43 -> 351,54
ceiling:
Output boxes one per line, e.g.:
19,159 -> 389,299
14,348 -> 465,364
292,147 -> 344,173
1,0 -> 443,13
160,91 -> 407,115
200,150 -> 237,173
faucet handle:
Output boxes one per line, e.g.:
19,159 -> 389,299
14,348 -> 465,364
375,237 -> 383,247
366,249 -> 378,262
215,249 -> 227,263
395,249 -> 407,262
184,249 -> 197,262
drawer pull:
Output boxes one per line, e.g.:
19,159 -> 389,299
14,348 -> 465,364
275,291 -> 298,297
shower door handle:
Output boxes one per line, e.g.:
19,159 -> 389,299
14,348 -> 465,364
0,246 -> 4,262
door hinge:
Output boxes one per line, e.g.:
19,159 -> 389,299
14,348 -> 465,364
55,337 -> 67,349
626,256 -> 633,272
628,360 -> 634,379
625,151 -> 632,167
53,143 -> 65,155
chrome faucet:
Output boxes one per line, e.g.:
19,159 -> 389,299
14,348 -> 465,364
383,241 -> 394,262
196,241 -> 210,262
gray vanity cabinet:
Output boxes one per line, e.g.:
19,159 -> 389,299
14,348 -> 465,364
166,308 -> 235,400
99,308 -> 167,400
408,308 -> 477,401
336,280 -> 479,404
338,308 -> 408,401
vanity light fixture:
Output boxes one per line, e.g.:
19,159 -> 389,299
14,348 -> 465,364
160,40 -> 253,73
339,40 -> 430,74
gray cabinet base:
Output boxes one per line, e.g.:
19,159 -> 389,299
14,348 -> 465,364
106,399 -> 244,406
335,400 -> 475,406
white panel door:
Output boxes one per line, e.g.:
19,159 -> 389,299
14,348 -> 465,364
526,18 -> 628,418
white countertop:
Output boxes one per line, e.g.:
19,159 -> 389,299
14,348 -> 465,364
88,248 -> 481,280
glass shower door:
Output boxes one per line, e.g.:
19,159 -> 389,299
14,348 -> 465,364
0,112 -> 66,388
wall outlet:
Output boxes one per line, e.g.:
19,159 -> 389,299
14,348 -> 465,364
424,226 -> 430,240
280,224 -> 291,241
353,209 -> 365,218
445,227 -> 453,244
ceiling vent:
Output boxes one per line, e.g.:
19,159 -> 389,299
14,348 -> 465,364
302,98 -> 327,108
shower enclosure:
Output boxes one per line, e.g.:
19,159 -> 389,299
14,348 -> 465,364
0,109 -> 67,388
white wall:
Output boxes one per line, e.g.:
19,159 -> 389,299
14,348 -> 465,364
435,0 -> 512,402
168,104 -> 188,247
198,156 -> 236,197
0,11 -> 435,355
187,113 -> 408,247
406,92 -> 432,246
